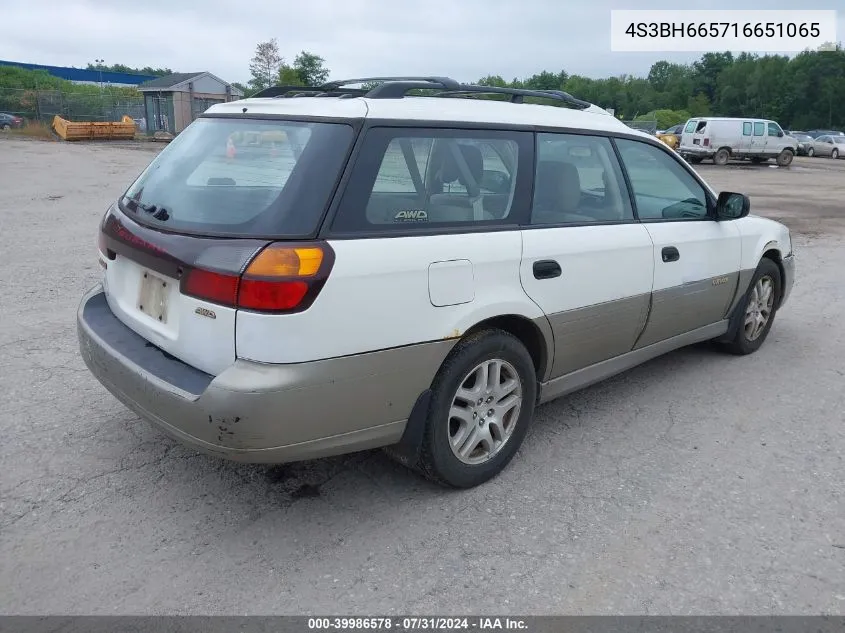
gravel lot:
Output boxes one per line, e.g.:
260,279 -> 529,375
1,137 -> 843,615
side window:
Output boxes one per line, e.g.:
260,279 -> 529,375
531,133 -> 634,225
371,138 -> 432,193
684,120 -> 697,133
743,122 -> 753,136
615,138 -> 709,221
331,128 -> 529,232
767,123 -> 782,137
753,122 -> 765,136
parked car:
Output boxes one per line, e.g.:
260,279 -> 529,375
657,123 -> 684,150
679,117 -> 798,166
788,132 -> 814,156
806,129 -> 845,139
807,135 -> 845,159
76,76 -> 795,488
0,112 -> 24,129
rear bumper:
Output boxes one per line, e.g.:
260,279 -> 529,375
77,285 -> 454,463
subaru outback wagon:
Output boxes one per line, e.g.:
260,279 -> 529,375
77,76 -> 795,488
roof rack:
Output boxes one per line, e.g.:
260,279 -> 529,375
433,87 -> 592,109
251,84 -> 367,99
250,76 -> 594,110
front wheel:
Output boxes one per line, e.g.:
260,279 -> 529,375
414,329 -> 537,488
720,258 -> 781,355
807,147 -> 815,157
776,150 -> 794,166
0,124 -> 9,131
832,148 -> 839,159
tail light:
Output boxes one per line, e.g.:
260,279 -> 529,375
98,220 -> 115,267
181,242 -> 334,314
703,138 -> 710,147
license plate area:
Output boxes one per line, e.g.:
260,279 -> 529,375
138,271 -> 170,324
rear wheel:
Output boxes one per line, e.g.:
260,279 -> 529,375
776,149 -> 794,166
720,258 -> 781,355
415,329 -> 537,488
1,124 -> 9,131
832,148 -> 839,159
713,148 -> 730,165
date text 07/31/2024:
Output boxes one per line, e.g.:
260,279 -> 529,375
307,617 -> 529,631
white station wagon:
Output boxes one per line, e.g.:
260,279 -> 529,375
77,76 -> 795,488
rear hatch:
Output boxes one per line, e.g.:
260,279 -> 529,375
98,116 -> 355,376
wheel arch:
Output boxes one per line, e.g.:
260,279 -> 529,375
760,244 -> 787,308
462,313 -> 553,382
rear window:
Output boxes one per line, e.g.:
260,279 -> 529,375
120,117 -> 354,237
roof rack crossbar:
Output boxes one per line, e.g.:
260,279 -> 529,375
320,76 -> 461,90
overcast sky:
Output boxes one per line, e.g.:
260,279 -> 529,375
0,0 -> 842,84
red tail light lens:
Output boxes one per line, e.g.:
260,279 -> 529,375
238,279 -> 309,310
703,138 -> 710,147
182,268 -> 240,306
180,242 -> 334,313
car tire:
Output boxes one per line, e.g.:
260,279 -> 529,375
713,148 -> 730,165
720,258 -> 782,356
807,147 -> 814,157
414,329 -> 537,488
832,149 -> 839,159
1,124 -> 9,131
776,149 -> 794,166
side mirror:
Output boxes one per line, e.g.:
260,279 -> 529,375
716,191 -> 750,220
777,131 -> 784,137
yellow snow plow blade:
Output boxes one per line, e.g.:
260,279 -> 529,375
52,115 -> 137,141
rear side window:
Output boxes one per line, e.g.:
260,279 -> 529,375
331,127 -> 532,233
753,122 -> 765,136
121,118 -> 354,237
743,122 -> 752,136
531,133 -> 633,225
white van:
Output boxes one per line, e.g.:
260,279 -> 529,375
679,117 -> 798,166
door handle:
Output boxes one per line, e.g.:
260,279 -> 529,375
533,260 -> 562,279
661,246 -> 680,263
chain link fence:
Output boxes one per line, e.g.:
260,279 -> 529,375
0,88 -> 145,124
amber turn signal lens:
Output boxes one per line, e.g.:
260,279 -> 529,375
245,246 -> 324,278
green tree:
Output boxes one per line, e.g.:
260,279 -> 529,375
292,51 -> 329,86
249,38 -> 283,91
86,63 -> 173,77
277,65 -> 305,86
